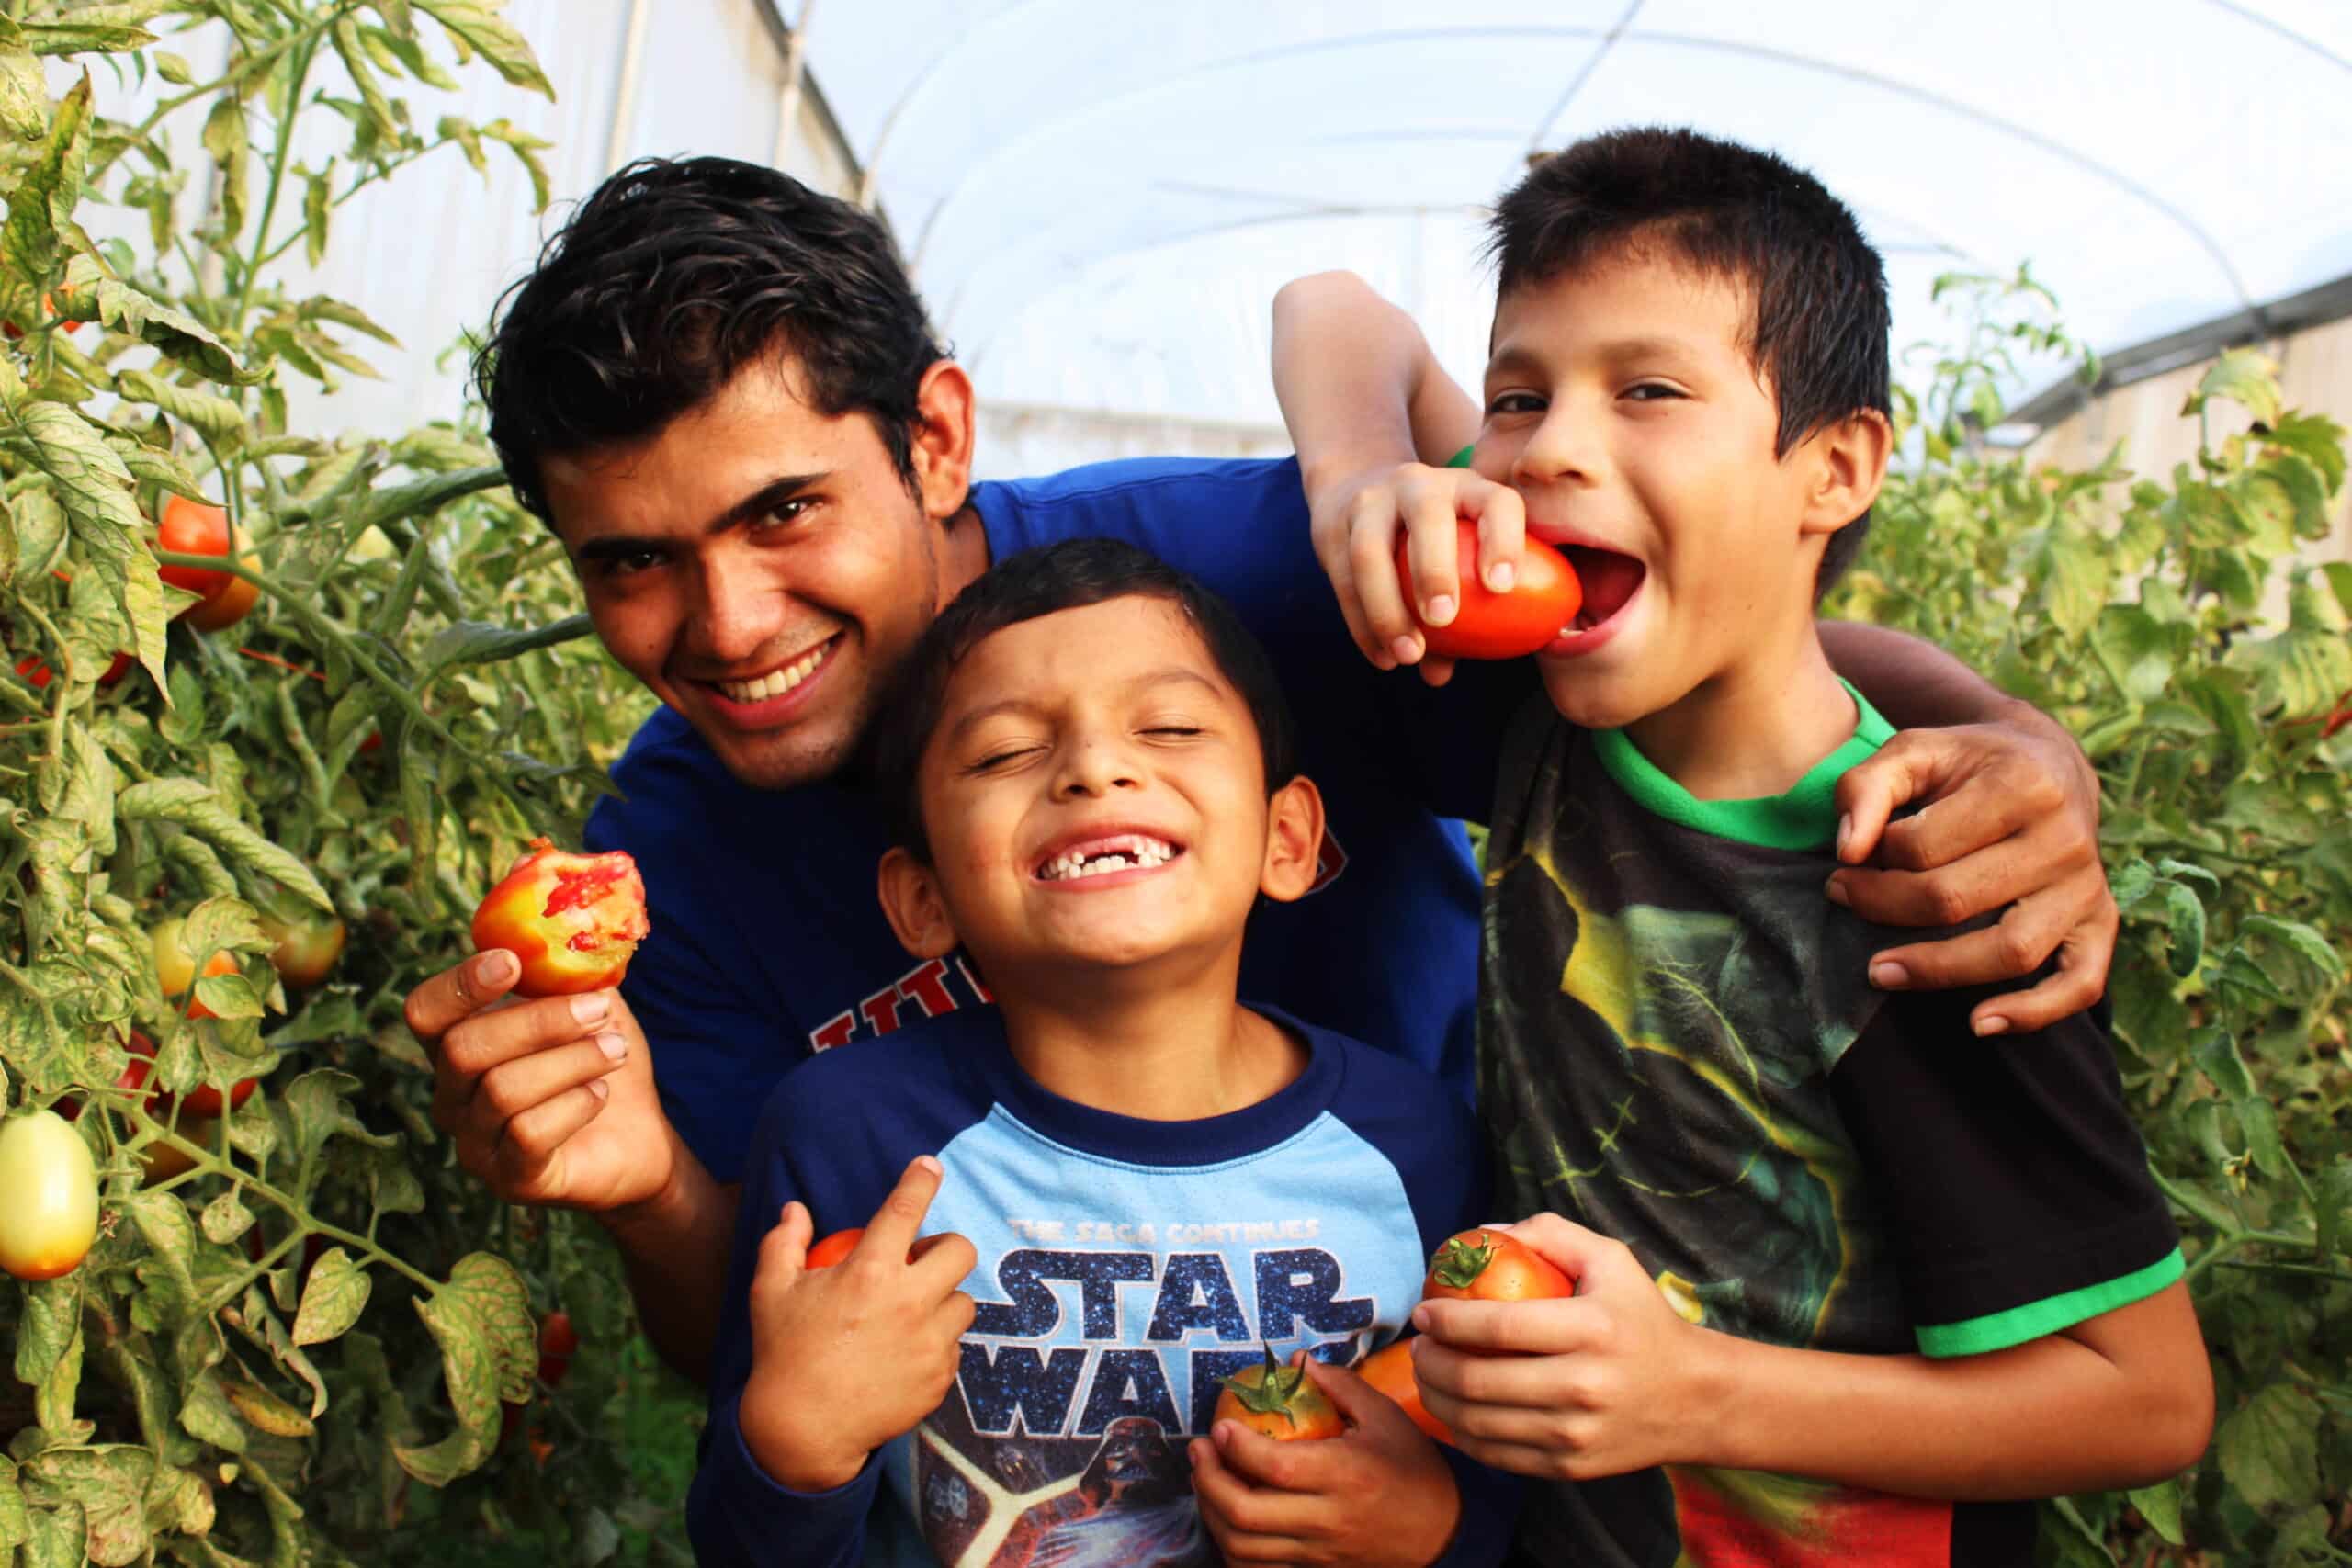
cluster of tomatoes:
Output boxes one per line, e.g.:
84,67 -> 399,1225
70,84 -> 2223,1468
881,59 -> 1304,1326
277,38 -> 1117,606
11,494 -> 260,693
1217,1227 -> 1575,1444
0,906 -> 349,1282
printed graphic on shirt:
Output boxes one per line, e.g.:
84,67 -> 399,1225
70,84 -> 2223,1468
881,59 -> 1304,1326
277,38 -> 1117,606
882,1108 -> 1423,1568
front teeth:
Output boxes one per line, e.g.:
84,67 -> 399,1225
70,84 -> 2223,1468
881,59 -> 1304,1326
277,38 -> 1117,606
1039,836 -> 1178,882
719,642 -> 829,703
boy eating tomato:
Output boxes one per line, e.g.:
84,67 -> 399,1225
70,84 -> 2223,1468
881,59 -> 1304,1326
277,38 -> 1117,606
1317,127 -> 2212,1566
685,538 -> 1516,1567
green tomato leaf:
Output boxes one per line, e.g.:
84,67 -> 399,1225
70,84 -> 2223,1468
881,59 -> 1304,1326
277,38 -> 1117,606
2216,1382 -> 2320,1510
2159,881 -> 2206,977
292,1247 -> 371,1347
2124,1480 -> 2184,1546
416,2 -> 552,96
2184,347 -> 2283,428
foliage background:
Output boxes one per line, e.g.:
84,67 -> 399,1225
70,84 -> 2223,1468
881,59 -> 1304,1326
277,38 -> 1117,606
0,6 -> 2344,1567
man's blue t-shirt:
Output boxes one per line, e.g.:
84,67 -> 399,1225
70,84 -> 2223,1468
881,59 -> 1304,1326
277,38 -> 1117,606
686,1005 -> 1515,1568
585,457 -> 1524,1183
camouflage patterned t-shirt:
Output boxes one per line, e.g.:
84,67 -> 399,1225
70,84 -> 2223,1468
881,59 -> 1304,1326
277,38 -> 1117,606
1480,689 -> 2182,1568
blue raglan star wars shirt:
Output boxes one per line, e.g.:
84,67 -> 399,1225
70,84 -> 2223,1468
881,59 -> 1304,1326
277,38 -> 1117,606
686,1007 -> 1517,1568
584,457 -> 1527,1184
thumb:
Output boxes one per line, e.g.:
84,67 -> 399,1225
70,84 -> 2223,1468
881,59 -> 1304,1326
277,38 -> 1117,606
1299,1356 -> 1404,1436
753,1201 -> 815,1296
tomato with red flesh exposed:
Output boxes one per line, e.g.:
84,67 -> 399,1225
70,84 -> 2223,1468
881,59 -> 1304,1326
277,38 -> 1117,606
471,838 -> 650,998
1396,519 -> 1583,660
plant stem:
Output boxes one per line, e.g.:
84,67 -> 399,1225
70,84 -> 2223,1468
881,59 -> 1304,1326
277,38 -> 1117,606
232,32 -> 322,336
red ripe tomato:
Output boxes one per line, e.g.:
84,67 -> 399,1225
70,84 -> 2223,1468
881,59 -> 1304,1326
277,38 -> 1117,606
537,1310 -> 579,1388
156,495 -> 234,604
1423,1227 -> 1576,1303
0,1110 -> 100,1280
1396,520 -> 1583,660
183,559 -> 261,633
1356,1338 -> 1453,1445
806,1227 -> 864,1270
470,838 -> 650,998
16,652 -> 133,688
1214,1347 -> 1343,1441
111,1029 -> 256,1121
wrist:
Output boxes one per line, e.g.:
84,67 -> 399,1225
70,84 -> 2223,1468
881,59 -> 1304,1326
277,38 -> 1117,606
594,1128 -> 709,1247
739,1369 -> 868,1495
1679,1326 -> 1753,1472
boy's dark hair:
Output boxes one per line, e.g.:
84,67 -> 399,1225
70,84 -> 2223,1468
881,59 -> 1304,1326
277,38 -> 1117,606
474,157 -> 946,523
870,539 -> 1300,862
1491,127 -> 1891,593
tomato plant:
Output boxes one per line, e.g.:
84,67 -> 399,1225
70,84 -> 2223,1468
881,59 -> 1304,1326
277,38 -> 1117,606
1356,1338 -> 1453,1445
1213,1347 -> 1343,1441
1423,1228 -> 1575,1303
0,1110 -> 100,1281
472,839 -> 651,997
0,8 -> 690,1565
1396,519 -> 1582,660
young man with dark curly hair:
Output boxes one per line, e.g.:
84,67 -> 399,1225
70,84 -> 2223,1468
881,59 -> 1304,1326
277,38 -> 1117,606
399,156 -> 2120,1383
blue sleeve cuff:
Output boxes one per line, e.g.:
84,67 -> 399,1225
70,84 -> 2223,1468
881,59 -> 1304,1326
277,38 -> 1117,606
1427,1443 -> 1522,1566
685,1393 -> 882,1568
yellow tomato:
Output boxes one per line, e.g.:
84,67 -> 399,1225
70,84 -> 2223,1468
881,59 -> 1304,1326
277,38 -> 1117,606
0,1110 -> 100,1280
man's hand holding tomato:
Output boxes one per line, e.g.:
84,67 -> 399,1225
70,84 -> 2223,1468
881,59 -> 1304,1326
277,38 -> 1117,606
1409,1213 -> 1717,1483
1189,1352 -> 1464,1568
737,1157 -> 977,1494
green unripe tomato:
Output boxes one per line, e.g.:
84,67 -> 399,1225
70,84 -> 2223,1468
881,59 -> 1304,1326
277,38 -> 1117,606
0,1109 -> 100,1280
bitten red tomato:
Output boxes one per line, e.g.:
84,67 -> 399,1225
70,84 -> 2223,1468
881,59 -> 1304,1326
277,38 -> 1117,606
152,918 -> 243,1021
1213,1347 -> 1343,1441
156,494 -> 234,603
470,838 -> 650,998
0,1110 -> 100,1280
1356,1338 -> 1453,1445
1423,1227 -> 1576,1303
806,1227 -> 864,1270
1396,520 -> 1583,660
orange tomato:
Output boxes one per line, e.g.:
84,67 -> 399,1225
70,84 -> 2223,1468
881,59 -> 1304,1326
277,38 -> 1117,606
152,918 -> 243,1021
807,1227 -> 864,1270
183,557 -> 261,632
1356,1338 -> 1453,1445
1423,1227 -> 1576,1303
1212,1347 -> 1343,1441
156,495 -> 233,603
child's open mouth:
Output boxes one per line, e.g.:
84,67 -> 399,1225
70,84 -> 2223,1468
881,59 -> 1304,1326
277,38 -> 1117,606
1550,547 -> 1648,653
1033,832 -> 1185,884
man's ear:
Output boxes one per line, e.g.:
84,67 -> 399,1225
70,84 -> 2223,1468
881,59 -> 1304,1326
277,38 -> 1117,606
909,359 -> 977,524
877,846 -> 959,959
1798,409 -> 1892,539
1258,775 -> 1328,905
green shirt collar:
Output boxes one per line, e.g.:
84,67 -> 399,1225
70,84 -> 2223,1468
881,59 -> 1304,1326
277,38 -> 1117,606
1590,681 -> 1894,851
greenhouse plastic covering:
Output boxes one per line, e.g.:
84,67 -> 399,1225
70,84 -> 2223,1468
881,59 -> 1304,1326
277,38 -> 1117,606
68,0 -> 2352,463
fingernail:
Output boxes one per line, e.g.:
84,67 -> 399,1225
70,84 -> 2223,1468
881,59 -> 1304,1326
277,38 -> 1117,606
594,1031 -> 627,1062
1871,961 -> 1909,988
570,993 -> 610,1025
917,1154 -> 943,1177
480,950 -> 517,984
1975,1016 -> 2010,1036
1411,1303 -> 1431,1331
588,1078 -> 610,1100
1825,877 -> 1850,907
1426,594 -> 1456,626
1836,814 -> 1852,856
1390,635 -> 1421,664
1487,561 -> 1514,592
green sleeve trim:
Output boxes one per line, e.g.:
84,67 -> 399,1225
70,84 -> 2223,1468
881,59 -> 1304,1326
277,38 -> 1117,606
1915,1248 -> 2185,1359
1447,444 -> 1476,469
1589,682 -> 1897,850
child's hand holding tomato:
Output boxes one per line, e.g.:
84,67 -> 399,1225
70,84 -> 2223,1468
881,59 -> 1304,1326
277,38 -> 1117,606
737,1157 -> 978,1493
1190,1353 -> 1464,1567
1410,1213 -> 1719,1483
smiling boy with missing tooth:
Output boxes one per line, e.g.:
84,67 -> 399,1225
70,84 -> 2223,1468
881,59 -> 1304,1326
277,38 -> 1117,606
686,538 -> 1517,1568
